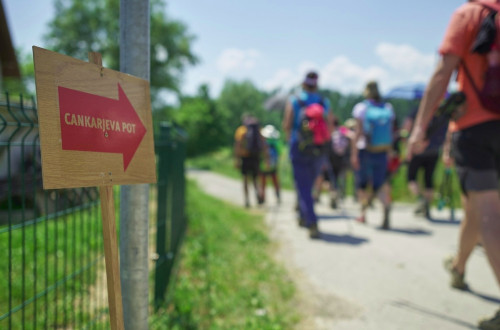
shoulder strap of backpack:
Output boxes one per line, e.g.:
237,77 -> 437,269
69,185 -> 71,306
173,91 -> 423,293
461,61 -> 482,97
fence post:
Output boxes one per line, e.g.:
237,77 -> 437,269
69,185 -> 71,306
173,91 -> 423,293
119,0 -> 150,329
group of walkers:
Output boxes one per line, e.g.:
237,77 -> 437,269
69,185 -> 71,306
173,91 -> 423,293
233,113 -> 282,208
233,1 -> 500,328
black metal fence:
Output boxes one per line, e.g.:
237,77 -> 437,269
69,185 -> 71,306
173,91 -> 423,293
153,123 -> 188,309
1,92 -> 187,328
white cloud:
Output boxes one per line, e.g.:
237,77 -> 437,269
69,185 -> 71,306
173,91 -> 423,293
262,61 -> 320,92
375,43 -> 435,73
322,56 -> 388,94
216,48 -> 261,73
262,69 -> 296,91
261,42 -> 437,95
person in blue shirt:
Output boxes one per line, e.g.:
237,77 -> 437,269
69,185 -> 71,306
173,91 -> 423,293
282,71 -> 334,239
350,81 -> 395,229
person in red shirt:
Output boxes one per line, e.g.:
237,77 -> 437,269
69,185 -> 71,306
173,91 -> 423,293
407,1 -> 500,328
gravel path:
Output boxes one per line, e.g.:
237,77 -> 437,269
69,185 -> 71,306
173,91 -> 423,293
189,170 -> 499,330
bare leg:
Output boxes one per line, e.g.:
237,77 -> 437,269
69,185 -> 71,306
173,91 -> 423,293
408,181 -> 420,197
260,174 -> 267,203
452,195 -> 480,274
470,190 -> 500,287
243,175 -> 250,207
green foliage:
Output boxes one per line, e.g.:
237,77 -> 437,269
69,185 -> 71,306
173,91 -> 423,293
217,79 -> 268,131
150,180 -> 299,329
173,85 -> 230,156
42,0 -> 198,107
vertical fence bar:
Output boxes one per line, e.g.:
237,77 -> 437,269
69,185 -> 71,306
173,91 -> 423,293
153,123 -> 188,308
154,123 -> 171,308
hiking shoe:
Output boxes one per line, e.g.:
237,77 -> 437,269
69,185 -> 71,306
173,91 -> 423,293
380,207 -> 390,230
308,223 -> 321,239
414,199 -> 429,216
478,309 -> 500,330
443,255 -> 468,290
298,217 -> 307,228
356,215 -> 366,224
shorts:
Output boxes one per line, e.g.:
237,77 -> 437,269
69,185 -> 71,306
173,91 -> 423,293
240,156 -> 260,177
355,149 -> 388,192
407,152 -> 439,189
452,120 -> 500,193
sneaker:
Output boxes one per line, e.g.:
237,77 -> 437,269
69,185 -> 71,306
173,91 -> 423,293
443,255 -> 468,290
309,223 -> 321,239
298,217 -> 307,228
478,309 -> 500,330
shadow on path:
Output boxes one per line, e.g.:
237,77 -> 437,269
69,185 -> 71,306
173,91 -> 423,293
465,288 -> 500,304
320,232 -> 369,245
391,300 -> 477,329
375,227 -> 433,236
428,216 -> 462,226
318,214 -> 356,221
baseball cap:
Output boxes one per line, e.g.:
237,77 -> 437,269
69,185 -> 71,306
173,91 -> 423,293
303,71 -> 318,87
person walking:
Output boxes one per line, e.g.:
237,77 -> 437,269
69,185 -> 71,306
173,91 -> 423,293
327,118 -> 352,209
283,71 -> 333,239
407,1 -> 500,327
234,114 -> 266,208
350,81 -> 395,229
259,124 -> 282,205
402,103 -> 449,219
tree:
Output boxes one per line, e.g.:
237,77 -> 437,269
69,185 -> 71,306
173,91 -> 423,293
217,79 -> 267,132
174,84 -> 229,155
43,0 -> 198,107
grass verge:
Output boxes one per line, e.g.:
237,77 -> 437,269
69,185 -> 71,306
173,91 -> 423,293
150,180 -> 299,329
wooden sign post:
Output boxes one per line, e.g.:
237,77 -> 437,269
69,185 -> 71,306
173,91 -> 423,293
33,47 -> 157,330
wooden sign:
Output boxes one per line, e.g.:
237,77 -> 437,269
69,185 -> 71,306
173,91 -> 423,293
33,46 -> 156,189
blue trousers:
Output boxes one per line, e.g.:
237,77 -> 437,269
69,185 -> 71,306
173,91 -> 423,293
290,142 -> 326,226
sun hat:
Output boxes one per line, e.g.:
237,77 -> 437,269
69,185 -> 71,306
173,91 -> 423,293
261,124 -> 280,139
344,118 -> 357,129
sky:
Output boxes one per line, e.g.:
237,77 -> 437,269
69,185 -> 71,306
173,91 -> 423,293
3,0 -> 465,98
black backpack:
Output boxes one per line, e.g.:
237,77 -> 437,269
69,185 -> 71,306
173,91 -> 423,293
243,122 -> 262,156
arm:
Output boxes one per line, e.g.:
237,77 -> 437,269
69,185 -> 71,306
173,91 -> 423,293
407,54 -> 460,159
441,126 -> 454,168
350,118 -> 362,170
282,100 -> 293,142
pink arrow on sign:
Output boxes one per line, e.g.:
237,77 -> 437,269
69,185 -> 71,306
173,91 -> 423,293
58,84 -> 147,171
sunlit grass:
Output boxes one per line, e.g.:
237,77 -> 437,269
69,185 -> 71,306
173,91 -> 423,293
150,180 -> 299,329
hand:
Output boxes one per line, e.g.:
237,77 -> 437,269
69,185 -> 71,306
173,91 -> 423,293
406,126 -> 429,161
